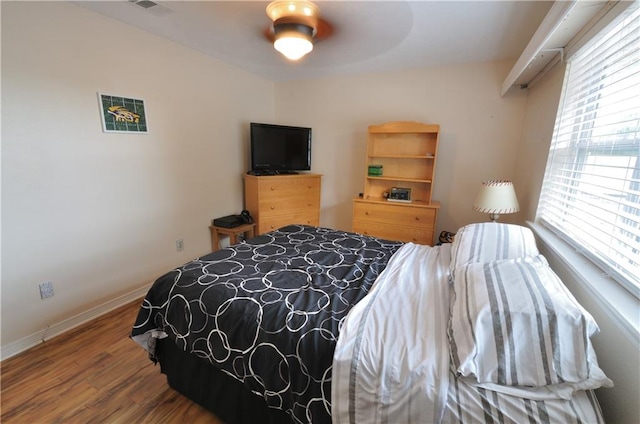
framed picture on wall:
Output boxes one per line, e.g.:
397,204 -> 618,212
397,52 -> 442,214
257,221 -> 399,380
98,92 -> 148,133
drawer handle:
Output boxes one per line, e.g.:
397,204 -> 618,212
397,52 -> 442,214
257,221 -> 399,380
270,206 -> 275,210
270,186 -> 275,191
365,211 -> 370,215
415,217 -> 420,221
307,203 -> 311,206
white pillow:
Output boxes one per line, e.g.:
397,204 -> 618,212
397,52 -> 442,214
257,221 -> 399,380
450,223 -> 539,276
449,255 -> 612,392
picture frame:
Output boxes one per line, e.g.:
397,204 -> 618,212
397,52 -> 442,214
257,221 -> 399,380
98,92 -> 148,133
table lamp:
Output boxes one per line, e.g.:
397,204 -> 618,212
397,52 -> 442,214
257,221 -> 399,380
473,180 -> 520,222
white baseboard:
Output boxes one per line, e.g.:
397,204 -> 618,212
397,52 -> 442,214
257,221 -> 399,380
0,284 -> 151,361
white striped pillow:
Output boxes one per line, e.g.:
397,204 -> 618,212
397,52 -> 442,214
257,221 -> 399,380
450,223 -> 539,276
449,255 -> 611,389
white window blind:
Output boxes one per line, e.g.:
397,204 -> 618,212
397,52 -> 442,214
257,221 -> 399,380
537,2 -> 640,297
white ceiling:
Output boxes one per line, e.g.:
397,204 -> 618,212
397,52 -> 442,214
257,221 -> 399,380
75,0 -> 556,82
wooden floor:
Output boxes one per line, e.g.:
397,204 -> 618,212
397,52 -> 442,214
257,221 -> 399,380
0,299 -> 224,423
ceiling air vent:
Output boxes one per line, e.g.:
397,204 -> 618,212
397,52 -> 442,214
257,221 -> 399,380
128,0 -> 173,16
133,0 -> 157,9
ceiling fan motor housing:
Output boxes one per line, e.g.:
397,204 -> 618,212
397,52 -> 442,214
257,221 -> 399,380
274,20 -> 315,40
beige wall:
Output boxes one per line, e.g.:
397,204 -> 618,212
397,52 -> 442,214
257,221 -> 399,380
275,63 -> 530,233
514,63 -> 565,221
1,2 -> 274,348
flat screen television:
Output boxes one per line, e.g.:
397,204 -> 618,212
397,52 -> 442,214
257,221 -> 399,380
250,122 -> 311,174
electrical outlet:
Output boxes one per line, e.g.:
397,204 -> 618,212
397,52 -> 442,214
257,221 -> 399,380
39,281 -> 54,299
176,239 -> 184,252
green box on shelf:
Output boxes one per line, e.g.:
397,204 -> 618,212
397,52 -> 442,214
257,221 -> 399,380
368,164 -> 383,176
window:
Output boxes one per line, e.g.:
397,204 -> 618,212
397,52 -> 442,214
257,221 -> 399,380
537,2 -> 640,297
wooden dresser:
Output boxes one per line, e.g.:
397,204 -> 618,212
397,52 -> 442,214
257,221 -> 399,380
352,199 -> 439,245
244,173 -> 322,235
352,121 -> 440,245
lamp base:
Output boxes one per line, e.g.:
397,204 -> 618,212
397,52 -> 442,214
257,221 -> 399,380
489,213 -> 500,222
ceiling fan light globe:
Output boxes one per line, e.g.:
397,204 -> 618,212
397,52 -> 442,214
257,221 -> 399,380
274,36 -> 313,60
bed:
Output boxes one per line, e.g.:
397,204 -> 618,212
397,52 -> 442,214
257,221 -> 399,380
131,223 -> 612,423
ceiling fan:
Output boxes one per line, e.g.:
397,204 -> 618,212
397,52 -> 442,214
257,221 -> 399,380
264,0 -> 333,61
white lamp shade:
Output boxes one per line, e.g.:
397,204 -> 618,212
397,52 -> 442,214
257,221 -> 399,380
473,180 -> 520,215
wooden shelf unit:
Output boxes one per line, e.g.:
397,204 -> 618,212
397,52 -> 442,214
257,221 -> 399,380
353,121 -> 440,245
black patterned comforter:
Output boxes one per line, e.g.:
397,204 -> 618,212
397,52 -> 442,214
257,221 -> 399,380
131,225 -> 403,424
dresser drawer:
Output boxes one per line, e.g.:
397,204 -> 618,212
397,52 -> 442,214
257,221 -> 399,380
257,177 -> 321,199
259,195 -> 320,218
259,212 -> 319,233
352,221 -> 434,244
353,201 -> 436,229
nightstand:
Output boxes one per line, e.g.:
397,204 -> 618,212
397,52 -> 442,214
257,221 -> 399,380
209,223 -> 256,252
